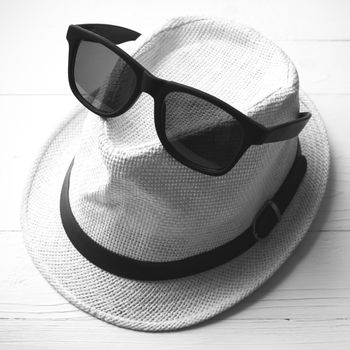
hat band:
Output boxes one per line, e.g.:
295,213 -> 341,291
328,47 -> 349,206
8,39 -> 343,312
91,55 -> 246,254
60,141 -> 307,281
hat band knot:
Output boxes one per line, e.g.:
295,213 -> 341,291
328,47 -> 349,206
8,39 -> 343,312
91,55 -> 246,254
59,140 -> 307,281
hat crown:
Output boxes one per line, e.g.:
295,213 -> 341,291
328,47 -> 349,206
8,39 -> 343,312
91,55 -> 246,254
69,16 -> 299,262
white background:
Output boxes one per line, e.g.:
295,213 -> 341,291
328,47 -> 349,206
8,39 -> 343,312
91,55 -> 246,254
1,0 -> 350,348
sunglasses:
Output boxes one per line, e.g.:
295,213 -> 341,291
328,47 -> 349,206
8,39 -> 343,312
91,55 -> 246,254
66,23 -> 311,176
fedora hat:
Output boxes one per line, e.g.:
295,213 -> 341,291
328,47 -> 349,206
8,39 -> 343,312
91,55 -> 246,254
21,16 -> 330,331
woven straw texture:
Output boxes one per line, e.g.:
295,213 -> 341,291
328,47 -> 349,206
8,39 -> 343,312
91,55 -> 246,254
69,16 -> 299,262
21,16 -> 330,331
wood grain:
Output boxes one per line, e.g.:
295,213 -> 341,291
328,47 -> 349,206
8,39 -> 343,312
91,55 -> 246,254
1,0 -> 350,94
1,0 -> 349,348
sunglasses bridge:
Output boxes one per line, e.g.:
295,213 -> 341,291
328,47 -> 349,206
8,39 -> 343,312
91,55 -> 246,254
140,70 -> 166,99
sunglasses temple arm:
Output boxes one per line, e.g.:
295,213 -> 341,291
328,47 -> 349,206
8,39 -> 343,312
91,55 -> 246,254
78,24 -> 141,45
258,112 -> 311,144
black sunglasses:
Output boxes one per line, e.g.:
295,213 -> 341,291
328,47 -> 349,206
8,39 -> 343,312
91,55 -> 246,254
66,23 -> 311,176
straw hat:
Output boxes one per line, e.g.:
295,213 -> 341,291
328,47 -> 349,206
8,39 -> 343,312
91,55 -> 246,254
21,16 -> 330,331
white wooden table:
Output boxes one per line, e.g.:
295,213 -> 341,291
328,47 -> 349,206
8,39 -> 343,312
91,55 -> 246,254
1,0 -> 350,348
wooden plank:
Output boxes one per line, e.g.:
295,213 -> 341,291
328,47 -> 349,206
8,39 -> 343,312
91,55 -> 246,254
2,0 -> 350,42
1,0 -> 350,94
2,40 -> 350,95
0,228 -> 350,349
0,95 -> 78,231
3,40 -> 349,95
278,41 -> 350,95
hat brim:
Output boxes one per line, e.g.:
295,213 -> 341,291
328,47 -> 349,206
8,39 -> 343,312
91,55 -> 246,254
21,90 -> 330,331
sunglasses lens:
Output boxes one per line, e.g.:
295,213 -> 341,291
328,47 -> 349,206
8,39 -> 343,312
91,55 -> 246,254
163,91 -> 245,172
73,40 -> 137,114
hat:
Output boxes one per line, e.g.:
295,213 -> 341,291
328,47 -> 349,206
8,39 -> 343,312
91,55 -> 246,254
21,16 -> 330,331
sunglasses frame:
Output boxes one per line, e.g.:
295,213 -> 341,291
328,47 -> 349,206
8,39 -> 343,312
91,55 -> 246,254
66,23 -> 311,176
